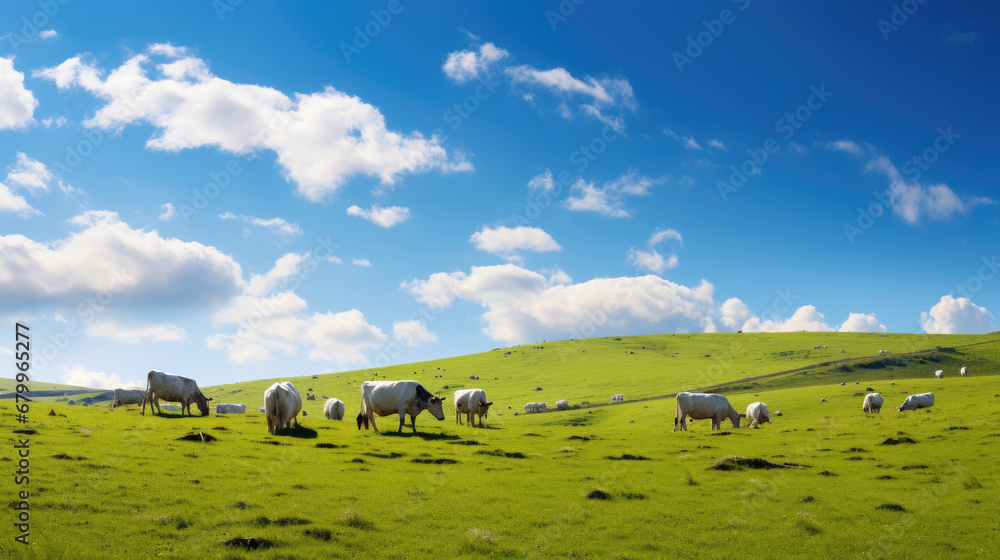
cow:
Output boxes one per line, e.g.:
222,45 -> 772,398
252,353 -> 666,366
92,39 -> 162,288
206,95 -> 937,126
674,392 -> 744,432
264,382 -> 302,435
774,411 -> 783,417
141,370 -> 212,417
934,370 -> 944,379
215,403 -> 246,414
878,350 -> 889,356
324,398 -> 345,420
469,375 -> 480,380
357,380 -> 446,434
745,402 -> 769,427
611,394 -> 624,403
523,402 -> 548,413
556,399 -> 570,410
862,393 -> 884,414
112,388 -> 146,407
896,392 -> 934,412
454,388 -> 492,427
960,366 -> 968,377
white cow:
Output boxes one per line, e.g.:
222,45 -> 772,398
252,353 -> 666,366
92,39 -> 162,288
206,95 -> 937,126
141,370 -> 213,417
454,388 -> 492,427
111,388 -> 146,407
745,402 -> 769,428
556,399 -> 570,410
862,393 -> 884,414
215,403 -> 246,414
960,366 -> 968,377
611,393 -> 624,403
264,382 -> 302,435
523,402 -> 548,413
878,350 -> 889,356
674,392 -> 744,432
324,398 -> 345,420
934,370 -> 944,379
357,380 -> 446,434
896,392 -> 934,412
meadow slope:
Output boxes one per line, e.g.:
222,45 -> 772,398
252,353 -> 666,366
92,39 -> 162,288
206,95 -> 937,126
2,332 -> 999,558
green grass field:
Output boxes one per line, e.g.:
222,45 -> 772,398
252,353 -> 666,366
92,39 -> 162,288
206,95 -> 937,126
3,332 -> 999,558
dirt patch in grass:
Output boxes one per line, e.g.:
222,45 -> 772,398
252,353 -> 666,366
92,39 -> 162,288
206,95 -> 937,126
620,492 -> 646,500
448,440 -> 485,446
253,516 -> 310,527
523,433 -> 543,437
567,435 -> 591,441
902,464 -> 929,470
260,440 -> 290,446
587,490 -> 612,500
876,504 -> 907,512
349,458 -> 365,464
315,443 -> 347,449
800,496 -> 816,503
15,429 -> 37,435
876,475 -> 895,480
212,426 -> 228,431
843,447 -> 868,453
476,449 -> 527,459
818,471 -> 838,476
51,453 -> 85,460
223,537 -> 275,550
364,452 -> 404,459
948,426 -> 969,431
879,437 -> 917,445
845,456 -> 863,461
176,432 -> 217,443
303,528 -> 332,541
605,454 -> 650,461
708,431 -> 734,436
708,456 -> 797,471
412,458 -> 459,464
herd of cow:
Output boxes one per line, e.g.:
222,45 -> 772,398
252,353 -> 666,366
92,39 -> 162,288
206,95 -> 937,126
114,362 -> 964,436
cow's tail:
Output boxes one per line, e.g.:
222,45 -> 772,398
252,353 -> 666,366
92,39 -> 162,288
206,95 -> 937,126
674,397 -> 681,431
141,371 -> 152,416
356,384 -> 368,430
265,388 -> 278,435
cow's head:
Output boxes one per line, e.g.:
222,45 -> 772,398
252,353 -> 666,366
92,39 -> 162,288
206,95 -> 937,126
427,396 -> 447,420
196,394 -> 213,416
481,401 -> 494,418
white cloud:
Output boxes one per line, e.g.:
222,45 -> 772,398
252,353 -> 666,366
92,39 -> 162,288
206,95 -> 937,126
442,42 -> 509,84
401,264 -> 718,344
825,139 -> 863,155
528,170 -> 556,194
86,317 -> 186,343
506,64 -> 636,133
346,204 -> 410,228
41,116 -> 68,128
648,228 -> 682,247
627,228 -> 683,274
6,153 -> 56,194
838,312 -> 887,333
739,305 -> 836,333
0,210 -> 242,306
0,182 -> 38,217
60,364 -> 140,390
0,345 -> 12,356
244,253 -> 306,297
470,226 -> 561,262
39,29 -> 58,40
563,170 -> 662,218
35,46 -> 471,201
920,295 -> 995,334
352,258 -> 371,267
219,212 -> 302,237
393,319 -> 438,348
719,298 -> 753,329
663,128 -> 703,150
158,202 -> 176,221
857,154 -> 994,225
707,138 -> 727,150
0,57 -> 37,130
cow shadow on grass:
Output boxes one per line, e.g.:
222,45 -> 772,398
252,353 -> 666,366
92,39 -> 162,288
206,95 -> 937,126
378,431 -> 462,441
273,425 -> 318,439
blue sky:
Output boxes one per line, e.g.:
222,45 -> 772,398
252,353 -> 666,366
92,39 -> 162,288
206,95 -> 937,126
1,1 -> 997,389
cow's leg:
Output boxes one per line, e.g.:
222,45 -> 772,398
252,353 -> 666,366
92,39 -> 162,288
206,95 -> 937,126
368,409 -> 378,432
411,414 -> 418,434
398,411 -> 406,434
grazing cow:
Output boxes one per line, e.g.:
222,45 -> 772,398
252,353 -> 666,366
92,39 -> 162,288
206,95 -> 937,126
862,393 -> 884,414
215,403 -> 246,414
774,411 -> 783,417
324,398 -> 345,420
454,389 -> 492,427
821,398 -> 827,402
469,375 -> 480,380
840,382 -> 845,386
611,393 -> 625,403
264,382 -> 302,435
674,392 -> 744,432
357,380 -> 446,434
878,350 -> 889,356
896,392 -> 934,412
523,402 -> 547,413
141,370 -> 212,417
745,402 -> 769,428
112,388 -> 146,407
960,367 -> 968,377
556,399 -> 570,410
934,370 -> 944,379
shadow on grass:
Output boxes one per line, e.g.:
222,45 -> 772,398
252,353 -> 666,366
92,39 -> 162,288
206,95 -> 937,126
274,425 -> 318,439
378,431 -> 462,441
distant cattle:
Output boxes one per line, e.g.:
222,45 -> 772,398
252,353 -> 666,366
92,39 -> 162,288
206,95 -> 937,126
862,393 -> 884,414
745,402 -> 769,428
774,411 -> 783,417
960,366 -> 968,377
556,399 -> 570,410
357,380 -> 446,434
141,370 -> 212,417
897,392 -> 934,412
469,375 -> 480,380
934,370 -> 944,379
674,392 -> 744,432
112,388 -> 145,407
324,398 -> 345,420
866,387 -> 874,392
821,398 -> 827,402
840,382 -> 845,386
264,382 -> 302,435
523,402 -> 547,413
215,403 -> 246,414
454,388 -> 492,427
878,350 -> 889,356
535,387 -> 543,391
611,393 -> 624,403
